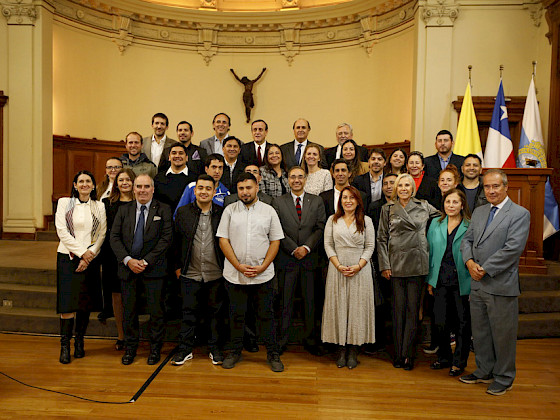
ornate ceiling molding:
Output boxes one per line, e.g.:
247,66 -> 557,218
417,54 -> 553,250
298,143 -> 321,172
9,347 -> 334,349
1,0 -> 38,24
52,0 -> 417,63
420,0 -> 458,27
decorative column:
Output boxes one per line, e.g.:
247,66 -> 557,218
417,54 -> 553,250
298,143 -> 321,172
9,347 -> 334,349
412,0 -> 459,152
1,0 -> 53,236
543,0 -> 560,202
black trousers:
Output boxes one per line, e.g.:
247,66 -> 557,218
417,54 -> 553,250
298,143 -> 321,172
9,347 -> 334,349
121,274 -> 165,350
178,277 -> 225,353
226,280 -> 277,354
433,285 -> 471,368
391,276 -> 423,360
278,264 -> 315,348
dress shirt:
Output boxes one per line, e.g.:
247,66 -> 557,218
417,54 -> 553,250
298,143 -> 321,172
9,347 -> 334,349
123,199 -> 152,266
225,159 -> 238,182
438,153 -> 452,171
185,210 -> 222,282
294,140 -> 308,165
369,173 -> 383,202
334,187 -> 342,212
151,134 -> 167,167
166,166 -> 189,176
491,196 -> 509,218
335,144 -> 342,159
217,199 -> 284,285
213,135 -> 228,155
100,182 -> 113,200
254,141 -> 267,157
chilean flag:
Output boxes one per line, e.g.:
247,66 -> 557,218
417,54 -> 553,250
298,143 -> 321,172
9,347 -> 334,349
484,80 -> 516,168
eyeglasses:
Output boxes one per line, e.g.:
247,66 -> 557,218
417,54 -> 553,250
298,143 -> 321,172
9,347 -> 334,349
106,166 -> 123,170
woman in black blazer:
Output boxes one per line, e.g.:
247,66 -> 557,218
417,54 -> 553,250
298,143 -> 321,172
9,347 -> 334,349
407,151 -> 441,209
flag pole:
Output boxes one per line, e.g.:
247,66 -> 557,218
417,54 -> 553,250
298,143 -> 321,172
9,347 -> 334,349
468,65 -> 472,85
499,64 -> 504,79
532,61 -> 538,94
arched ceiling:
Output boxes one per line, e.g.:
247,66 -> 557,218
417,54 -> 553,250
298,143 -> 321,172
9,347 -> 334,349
137,0 -> 352,12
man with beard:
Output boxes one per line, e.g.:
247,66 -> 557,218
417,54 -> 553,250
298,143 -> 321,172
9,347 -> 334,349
142,113 -> 176,168
159,121 -> 207,172
352,148 -> 386,205
120,131 -> 157,179
424,130 -> 465,180
458,154 -> 488,213
217,172 -> 285,372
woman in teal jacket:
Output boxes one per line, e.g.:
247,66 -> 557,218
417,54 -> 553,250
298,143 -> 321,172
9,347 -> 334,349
426,188 -> 472,376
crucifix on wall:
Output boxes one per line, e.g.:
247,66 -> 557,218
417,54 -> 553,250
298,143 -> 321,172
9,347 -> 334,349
230,68 -> 266,123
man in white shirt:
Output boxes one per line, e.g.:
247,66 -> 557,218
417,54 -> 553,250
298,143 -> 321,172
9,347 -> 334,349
280,118 -> 326,169
142,113 -> 176,168
200,113 -> 231,157
217,172 -> 285,372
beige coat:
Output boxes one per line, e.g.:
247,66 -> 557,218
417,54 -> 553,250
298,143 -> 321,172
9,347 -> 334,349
377,197 -> 439,277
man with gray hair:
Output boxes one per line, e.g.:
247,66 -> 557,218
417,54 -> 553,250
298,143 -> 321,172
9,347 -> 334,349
459,169 -> 530,396
325,123 -> 369,169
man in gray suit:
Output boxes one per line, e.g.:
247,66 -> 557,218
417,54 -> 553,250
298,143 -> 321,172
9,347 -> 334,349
200,113 -> 231,157
460,169 -> 530,396
274,166 -> 326,354
280,118 -> 327,170
142,113 -> 176,168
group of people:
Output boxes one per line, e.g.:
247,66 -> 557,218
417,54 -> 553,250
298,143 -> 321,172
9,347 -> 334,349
55,113 -> 530,395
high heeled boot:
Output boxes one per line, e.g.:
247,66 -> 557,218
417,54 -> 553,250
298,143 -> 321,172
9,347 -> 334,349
59,317 -> 74,364
74,311 -> 90,358
347,345 -> 359,369
336,346 -> 347,368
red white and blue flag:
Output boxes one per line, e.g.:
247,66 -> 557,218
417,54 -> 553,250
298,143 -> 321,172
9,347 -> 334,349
485,80 -> 516,168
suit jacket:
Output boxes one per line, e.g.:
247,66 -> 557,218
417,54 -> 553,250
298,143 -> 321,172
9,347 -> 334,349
273,193 -> 326,269
457,182 -> 488,212
110,199 -> 173,279
159,143 -> 207,173
424,153 -> 465,180
223,191 -> 273,207
280,140 -> 327,170
377,197 -> 440,277
416,175 -> 441,209
320,188 -> 368,218
460,199 -> 530,297
352,172 -> 383,205
220,160 -> 247,192
426,217 -> 471,296
325,144 -> 369,169
366,195 -> 388,232
200,136 -> 222,157
239,141 -> 270,167
142,136 -> 176,168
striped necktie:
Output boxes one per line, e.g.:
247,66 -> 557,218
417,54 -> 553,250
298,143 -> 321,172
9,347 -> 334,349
296,197 -> 302,221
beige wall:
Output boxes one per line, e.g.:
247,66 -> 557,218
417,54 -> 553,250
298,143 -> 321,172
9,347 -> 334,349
450,5 -> 551,145
53,22 -> 414,149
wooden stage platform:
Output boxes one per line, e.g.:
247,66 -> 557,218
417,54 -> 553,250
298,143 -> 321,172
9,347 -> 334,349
0,333 -> 559,419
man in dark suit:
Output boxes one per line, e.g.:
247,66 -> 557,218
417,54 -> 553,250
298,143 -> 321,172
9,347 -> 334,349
273,166 -> 326,354
110,174 -> 173,366
159,121 -> 207,173
424,130 -> 465,180
220,136 -> 246,191
239,119 -> 270,167
142,112 -> 176,169
352,147 -> 386,205
325,123 -> 369,169
460,169 -> 530,396
280,118 -> 327,170
320,159 -> 367,217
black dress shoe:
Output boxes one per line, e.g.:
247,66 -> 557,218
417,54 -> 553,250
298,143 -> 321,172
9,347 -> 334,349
431,360 -> 451,370
449,367 -> 464,377
122,349 -> 136,365
115,340 -> 125,351
403,358 -> 414,371
147,348 -> 161,365
393,358 -> 404,368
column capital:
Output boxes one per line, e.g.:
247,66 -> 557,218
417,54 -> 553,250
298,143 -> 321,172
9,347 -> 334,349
1,0 -> 37,25
420,0 -> 459,27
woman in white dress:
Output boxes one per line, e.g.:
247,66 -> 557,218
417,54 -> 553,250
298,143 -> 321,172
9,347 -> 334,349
302,143 -> 332,195
55,170 -> 106,364
322,185 -> 376,369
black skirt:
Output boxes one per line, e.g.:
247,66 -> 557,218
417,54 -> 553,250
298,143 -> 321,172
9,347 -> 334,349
56,253 -> 102,313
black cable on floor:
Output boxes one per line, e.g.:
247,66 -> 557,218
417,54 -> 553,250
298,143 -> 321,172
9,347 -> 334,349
0,345 -> 178,404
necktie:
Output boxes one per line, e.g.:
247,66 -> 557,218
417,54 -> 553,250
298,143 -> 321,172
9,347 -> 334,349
295,144 -> 302,165
484,206 -> 498,231
296,197 -> 302,221
131,205 -> 146,257
257,145 -> 263,167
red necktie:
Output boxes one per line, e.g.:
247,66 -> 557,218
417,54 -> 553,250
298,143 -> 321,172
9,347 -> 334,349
296,197 -> 302,221
257,145 -> 263,167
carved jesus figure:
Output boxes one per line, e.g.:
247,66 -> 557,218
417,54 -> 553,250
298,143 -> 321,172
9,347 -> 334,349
230,68 -> 266,123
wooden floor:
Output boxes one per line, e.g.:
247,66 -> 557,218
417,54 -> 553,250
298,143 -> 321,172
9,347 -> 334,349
0,334 -> 559,419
